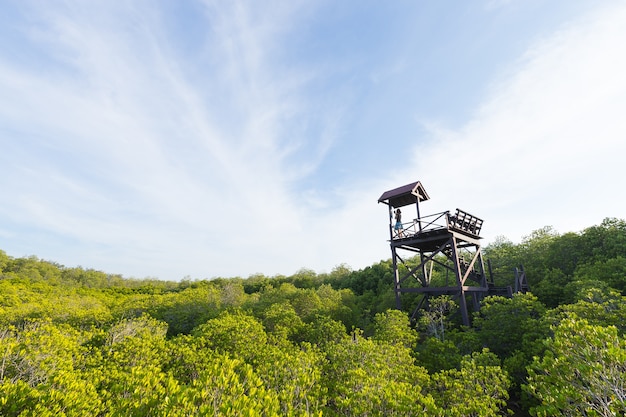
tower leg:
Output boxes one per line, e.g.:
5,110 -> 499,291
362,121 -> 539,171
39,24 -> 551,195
458,291 -> 470,327
392,246 -> 401,309
449,236 -> 471,327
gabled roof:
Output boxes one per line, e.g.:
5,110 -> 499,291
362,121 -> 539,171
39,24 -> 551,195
377,181 -> 430,207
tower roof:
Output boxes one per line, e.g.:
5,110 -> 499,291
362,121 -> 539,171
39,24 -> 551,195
377,181 -> 430,207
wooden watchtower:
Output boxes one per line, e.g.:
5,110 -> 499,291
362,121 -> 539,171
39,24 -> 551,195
378,181 -> 490,326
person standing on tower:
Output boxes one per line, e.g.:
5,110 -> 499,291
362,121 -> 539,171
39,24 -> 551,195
394,208 -> 404,238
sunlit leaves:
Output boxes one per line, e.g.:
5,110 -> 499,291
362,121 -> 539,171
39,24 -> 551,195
372,309 -> 418,349
0,320 -> 102,416
429,349 -> 511,417
324,329 -> 437,416
193,310 -> 268,362
0,216 -> 625,416
417,296 -> 457,342
525,317 -> 626,416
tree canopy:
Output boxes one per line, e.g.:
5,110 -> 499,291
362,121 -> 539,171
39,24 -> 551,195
1,217 -> 625,416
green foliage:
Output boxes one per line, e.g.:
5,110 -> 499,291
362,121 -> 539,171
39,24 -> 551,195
545,289 -> 626,335
185,358 -> 282,416
149,284 -> 222,336
261,302 -> 305,342
323,329 -> 438,416
483,236 -> 523,287
0,320 -> 85,386
329,260 -> 396,328
106,313 -> 168,345
525,317 -> 626,416
193,310 -> 268,363
298,315 -> 348,347
473,293 -> 548,359
0,320 -> 103,416
417,296 -> 457,341
471,293 -> 550,405
573,256 -> 626,295
0,216 -> 625,415
251,343 -> 326,415
416,337 -> 462,373
429,349 -> 511,417
371,309 -> 418,349
485,218 -> 626,307
531,268 -> 569,308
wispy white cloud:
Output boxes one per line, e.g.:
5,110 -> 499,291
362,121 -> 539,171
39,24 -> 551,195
0,0 -> 332,277
484,0 -> 514,11
1,1 -> 624,280
404,1 -> 626,243
353,1 -> 626,272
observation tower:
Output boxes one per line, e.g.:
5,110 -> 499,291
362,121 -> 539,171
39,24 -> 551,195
378,181 -> 492,326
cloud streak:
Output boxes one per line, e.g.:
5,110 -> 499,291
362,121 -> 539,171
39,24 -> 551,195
0,0 -> 339,278
0,1 -> 624,280
406,2 -> 626,243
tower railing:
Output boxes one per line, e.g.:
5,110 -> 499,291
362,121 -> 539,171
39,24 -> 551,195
393,209 -> 482,239
393,211 -> 448,239
447,208 -> 483,237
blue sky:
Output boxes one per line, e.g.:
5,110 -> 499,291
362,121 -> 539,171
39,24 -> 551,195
1,0 -> 625,280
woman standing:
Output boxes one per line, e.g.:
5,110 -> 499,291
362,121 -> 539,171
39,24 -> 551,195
394,209 -> 404,237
